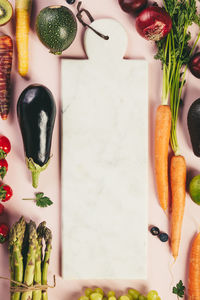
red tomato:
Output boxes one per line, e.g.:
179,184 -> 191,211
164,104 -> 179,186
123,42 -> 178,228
0,184 -> 13,202
0,223 -> 9,243
0,203 -> 4,215
0,159 -> 8,179
0,136 -> 11,159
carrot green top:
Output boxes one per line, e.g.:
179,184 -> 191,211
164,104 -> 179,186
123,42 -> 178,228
155,0 -> 200,155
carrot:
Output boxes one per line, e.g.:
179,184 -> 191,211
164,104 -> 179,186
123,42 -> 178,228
188,232 -> 200,300
170,155 -> 186,260
0,34 -> 13,120
155,104 -> 171,212
15,0 -> 32,77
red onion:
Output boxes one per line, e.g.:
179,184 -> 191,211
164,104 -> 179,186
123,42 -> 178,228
119,0 -> 147,14
189,52 -> 200,78
135,6 -> 172,41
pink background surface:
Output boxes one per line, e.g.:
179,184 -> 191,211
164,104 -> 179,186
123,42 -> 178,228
0,0 -> 200,299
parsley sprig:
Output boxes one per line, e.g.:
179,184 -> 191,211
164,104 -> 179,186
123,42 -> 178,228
155,0 -> 200,155
23,192 -> 53,208
172,280 -> 185,299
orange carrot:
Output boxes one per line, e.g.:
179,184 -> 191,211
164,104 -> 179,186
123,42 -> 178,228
0,34 -> 13,120
16,0 -> 32,76
155,104 -> 171,212
170,155 -> 186,260
188,232 -> 200,300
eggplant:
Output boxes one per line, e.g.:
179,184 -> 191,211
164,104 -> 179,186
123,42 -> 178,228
187,98 -> 200,157
17,84 -> 56,188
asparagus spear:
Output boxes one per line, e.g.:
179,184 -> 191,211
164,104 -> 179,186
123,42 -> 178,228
41,226 -> 52,300
9,217 -> 26,300
33,222 -> 46,300
21,221 -> 37,300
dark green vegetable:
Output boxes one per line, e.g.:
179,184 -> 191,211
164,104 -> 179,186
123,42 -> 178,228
17,84 -> 56,188
187,98 -> 200,157
36,5 -> 77,55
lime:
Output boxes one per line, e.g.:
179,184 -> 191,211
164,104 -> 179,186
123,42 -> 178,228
189,175 -> 200,205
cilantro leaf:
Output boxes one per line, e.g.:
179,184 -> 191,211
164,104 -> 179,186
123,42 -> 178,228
23,192 -> 53,208
172,280 -> 185,298
36,193 -> 53,208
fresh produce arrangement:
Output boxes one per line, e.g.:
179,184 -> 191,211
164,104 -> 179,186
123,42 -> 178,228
0,0 -> 199,298
78,287 -> 162,300
17,84 -> 56,188
145,0 -> 200,260
8,217 -> 53,300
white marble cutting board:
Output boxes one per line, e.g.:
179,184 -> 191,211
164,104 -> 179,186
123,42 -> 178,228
61,19 -> 148,280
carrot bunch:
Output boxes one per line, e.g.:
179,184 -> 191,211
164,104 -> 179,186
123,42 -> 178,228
0,34 -> 13,120
154,0 -> 200,260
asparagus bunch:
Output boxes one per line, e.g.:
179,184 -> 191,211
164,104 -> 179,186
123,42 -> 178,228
8,217 -> 53,300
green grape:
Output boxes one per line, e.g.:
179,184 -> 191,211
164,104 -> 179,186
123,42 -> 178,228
125,294 -> 132,300
156,297 -> 161,300
107,291 -> 115,298
147,291 -> 158,300
90,293 -> 104,300
103,297 -> 108,300
79,297 -> 90,300
94,288 -> 104,296
119,296 -> 130,300
85,289 -> 94,297
108,297 -> 117,300
138,296 -> 147,300
128,289 -> 140,299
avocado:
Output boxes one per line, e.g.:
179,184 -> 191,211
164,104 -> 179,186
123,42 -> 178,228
187,98 -> 200,156
0,0 -> 13,26
36,5 -> 77,55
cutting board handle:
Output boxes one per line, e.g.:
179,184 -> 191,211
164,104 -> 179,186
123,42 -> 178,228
84,18 -> 128,61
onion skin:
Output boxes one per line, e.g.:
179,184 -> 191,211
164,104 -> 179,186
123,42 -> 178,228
118,0 -> 147,14
136,6 -> 172,41
189,52 -> 200,79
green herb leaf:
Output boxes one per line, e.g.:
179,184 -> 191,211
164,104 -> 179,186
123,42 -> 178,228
172,280 -> 185,298
0,166 -> 7,179
36,193 -> 53,208
36,192 -> 44,200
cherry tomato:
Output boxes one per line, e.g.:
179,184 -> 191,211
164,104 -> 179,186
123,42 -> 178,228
0,136 -> 11,159
0,184 -> 13,202
0,203 -> 4,215
0,223 -> 9,243
0,159 -> 8,179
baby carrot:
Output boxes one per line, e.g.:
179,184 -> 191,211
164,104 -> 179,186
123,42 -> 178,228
155,104 -> 171,212
170,155 -> 186,260
15,0 -> 32,77
188,232 -> 200,300
0,34 -> 13,120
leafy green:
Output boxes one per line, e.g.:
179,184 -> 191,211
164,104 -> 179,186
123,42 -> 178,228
23,192 -> 53,208
172,280 -> 185,298
155,0 -> 200,154
35,193 -> 53,208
